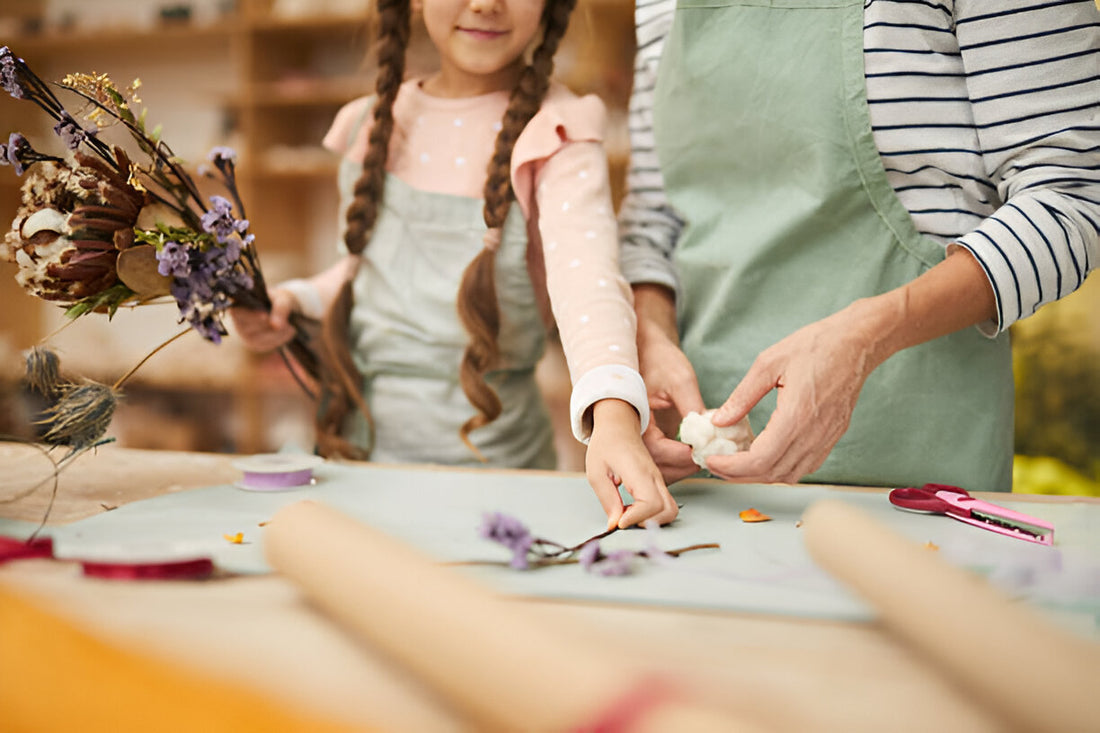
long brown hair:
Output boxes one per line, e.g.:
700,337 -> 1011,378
315,0 -> 578,460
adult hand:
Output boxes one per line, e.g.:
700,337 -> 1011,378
228,288 -> 297,352
640,419 -> 699,486
633,284 -> 706,484
638,333 -> 706,483
586,399 -> 679,530
706,298 -> 893,484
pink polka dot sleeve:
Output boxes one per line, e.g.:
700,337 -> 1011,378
513,94 -> 649,442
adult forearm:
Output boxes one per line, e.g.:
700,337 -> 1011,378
632,283 -> 679,346
860,247 -> 998,368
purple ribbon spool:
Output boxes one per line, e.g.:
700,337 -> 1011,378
233,454 -> 323,492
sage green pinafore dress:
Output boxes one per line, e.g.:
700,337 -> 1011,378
653,0 -> 1014,492
336,159 -> 556,469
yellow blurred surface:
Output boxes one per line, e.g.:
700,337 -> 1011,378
1013,454 -> 1100,497
0,584 -> 372,733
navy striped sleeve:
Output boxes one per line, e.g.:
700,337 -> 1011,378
950,0 -> 1100,331
617,0 -> 683,293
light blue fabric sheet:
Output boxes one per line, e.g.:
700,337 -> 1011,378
2,462 -> 1097,630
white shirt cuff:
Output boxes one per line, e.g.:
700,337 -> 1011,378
278,278 -> 324,321
569,365 -> 650,445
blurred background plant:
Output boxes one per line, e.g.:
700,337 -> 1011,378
1011,275 -> 1100,497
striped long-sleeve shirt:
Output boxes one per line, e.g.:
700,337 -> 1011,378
618,0 -> 1100,333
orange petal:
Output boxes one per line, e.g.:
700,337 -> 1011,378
739,508 -> 772,523
223,532 -> 244,544
923,541 -> 939,551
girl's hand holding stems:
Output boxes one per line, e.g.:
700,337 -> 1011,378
587,398 -> 678,530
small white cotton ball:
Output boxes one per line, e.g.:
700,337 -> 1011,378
693,437 -> 742,467
679,409 -> 754,469
715,418 -> 754,450
678,411 -> 715,448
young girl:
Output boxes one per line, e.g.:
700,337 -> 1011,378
232,0 -> 676,529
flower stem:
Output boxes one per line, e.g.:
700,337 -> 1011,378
112,328 -> 191,390
663,543 -> 721,557
445,542 -> 718,569
41,314 -> 80,343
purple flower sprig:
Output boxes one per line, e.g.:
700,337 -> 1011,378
1,46 -> 112,164
196,147 -> 272,314
0,132 -> 62,175
476,512 -> 719,575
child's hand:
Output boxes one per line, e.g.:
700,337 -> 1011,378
228,288 -> 297,352
585,399 -> 679,530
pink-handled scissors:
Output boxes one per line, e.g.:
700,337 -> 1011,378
888,483 -> 1054,545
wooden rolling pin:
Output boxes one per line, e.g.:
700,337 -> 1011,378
263,500 -> 758,733
802,499 -> 1100,732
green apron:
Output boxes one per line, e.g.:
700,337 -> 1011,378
653,0 -> 1014,492
337,163 -> 556,469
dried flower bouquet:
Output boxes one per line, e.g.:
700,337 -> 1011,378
0,46 -> 321,456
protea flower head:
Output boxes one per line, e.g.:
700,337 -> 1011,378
0,147 -> 149,311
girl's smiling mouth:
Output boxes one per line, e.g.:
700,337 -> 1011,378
458,27 -> 509,41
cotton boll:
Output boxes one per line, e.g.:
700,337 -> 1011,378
679,410 -> 716,448
714,416 -> 754,450
693,437 -> 742,466
679,409 -> 754,469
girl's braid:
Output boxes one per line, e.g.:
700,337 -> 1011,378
314,0 -> 411,459
344,0 -> 411,254
455,0 -> 578,459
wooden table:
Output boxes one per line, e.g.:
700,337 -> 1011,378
0,443 -> 1092,732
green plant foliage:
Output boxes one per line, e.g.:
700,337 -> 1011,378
1011,281 -> 1100,489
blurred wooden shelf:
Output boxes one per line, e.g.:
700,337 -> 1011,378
7,23 -> 236,54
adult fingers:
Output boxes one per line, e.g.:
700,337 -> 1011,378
653,350 -> 705,416
668,376 -> 706,420
712,356 -> 778,426
706,404 -> 802,483
708,403 -> 845,484
641,424 -> 699,485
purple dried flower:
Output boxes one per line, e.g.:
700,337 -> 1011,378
156,238 -> 254,343
642,519 -> 673,564
208,146 -> 237,164
0,46 -> 24,99
578,540 -> 601,570
578,539 -> 636,576
589,550 -> 635,577
0,132 -> 62,175
200,195 -> 249,244
479,512 -> 534,569
156,241 -> 191,277
53,110 -> 95,150
1,132 -> 30,174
